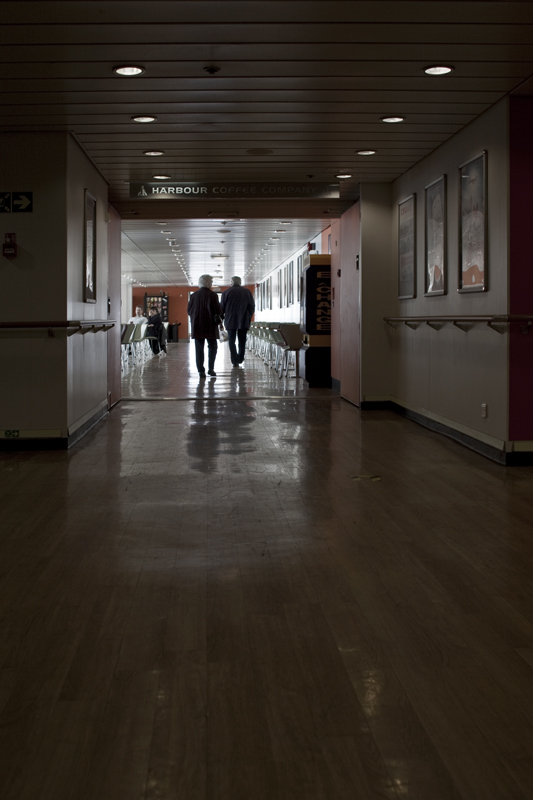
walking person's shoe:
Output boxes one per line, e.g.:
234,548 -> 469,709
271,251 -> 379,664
199,371 -> 206,378
208,369 -> 217,377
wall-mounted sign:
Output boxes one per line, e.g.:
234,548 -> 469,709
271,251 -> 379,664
0,192 -> 33,212
130,182 -> 339,200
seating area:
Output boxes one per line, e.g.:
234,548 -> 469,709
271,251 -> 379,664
120,322 -> 169,370
248,322 -> 304,378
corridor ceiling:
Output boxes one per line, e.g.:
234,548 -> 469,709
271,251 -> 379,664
2,1 -> 533,287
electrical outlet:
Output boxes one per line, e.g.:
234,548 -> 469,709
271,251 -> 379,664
481,403 -> 488,418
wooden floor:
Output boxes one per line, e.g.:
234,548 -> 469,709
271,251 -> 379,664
2,343 -> 533,799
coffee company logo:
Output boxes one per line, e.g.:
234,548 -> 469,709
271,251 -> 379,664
130,182 -> 339,200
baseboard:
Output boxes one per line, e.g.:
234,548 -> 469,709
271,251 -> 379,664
331,378 -> 341,394
360,400 -> 393,411
0,406 -> 108,451
359,400 -> 533,465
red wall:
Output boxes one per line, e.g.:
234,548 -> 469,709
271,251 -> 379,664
132,284 -> 255,339
509,97 -> 533,441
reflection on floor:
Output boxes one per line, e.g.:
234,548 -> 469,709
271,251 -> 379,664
2,342 -> 533,799
122,340 -> 335,400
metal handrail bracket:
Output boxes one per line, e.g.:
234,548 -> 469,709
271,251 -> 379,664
384,315 -> 532,335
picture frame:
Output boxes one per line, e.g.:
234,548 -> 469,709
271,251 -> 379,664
288,261 -> 294,305
424,175 -> 446,296
297,255 -> 303,301
398,194 -> 416,299
84,189 -> 97,303
458,151 -> 487,292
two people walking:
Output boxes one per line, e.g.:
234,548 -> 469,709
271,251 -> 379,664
187,274 -> 255,377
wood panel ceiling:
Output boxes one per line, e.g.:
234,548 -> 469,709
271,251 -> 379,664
2,1 -> 533,286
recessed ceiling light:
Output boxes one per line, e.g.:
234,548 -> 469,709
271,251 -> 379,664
279,221 -> 292,224
156,222 -> 167,225
424,65 -> 453,75
381,116 -> 404,123
274,230 -> 287,233
161,230 -> 172,234
336,173 -> 352,179
114,65 -> 145,76
132,115 -> 157,123
357,150 -> 376,156
153,175 -> 171,180
144,150 -> 165,156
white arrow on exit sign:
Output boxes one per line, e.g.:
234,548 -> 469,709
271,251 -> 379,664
13,195 -> 31,210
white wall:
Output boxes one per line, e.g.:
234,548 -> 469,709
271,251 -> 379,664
66,136 -> 109,434
0,132 -> 110,440
254,231 -> 323,322
121,280 -> 133,323
360,184 -> 394,402
377,98 -> 510,446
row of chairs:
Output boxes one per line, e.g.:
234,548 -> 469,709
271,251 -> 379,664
120,322 -> 168,370
248,322 -> 304,378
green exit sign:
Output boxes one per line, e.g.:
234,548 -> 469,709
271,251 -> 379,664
4,430 -> 20,438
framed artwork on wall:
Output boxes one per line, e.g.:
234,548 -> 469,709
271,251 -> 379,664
458,151 -> 487,292
288,261 -> 294,305
398,194 -> 416,299
297,255 -> 303,301
424,175 -> 446,296
84,189 -> 97,303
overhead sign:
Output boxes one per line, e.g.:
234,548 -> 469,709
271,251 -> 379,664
130,182 -> 339,200
0,192 -> 33,212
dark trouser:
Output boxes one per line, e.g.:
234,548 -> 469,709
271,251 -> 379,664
227,329 -> 248,365
194,338 -> 218,373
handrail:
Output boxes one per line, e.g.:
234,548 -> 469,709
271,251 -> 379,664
383,315 -> 533,334
0,320 -> 116,337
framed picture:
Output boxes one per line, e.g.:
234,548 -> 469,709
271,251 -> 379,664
288,261 -> 294,305
424,175 -> 446,296
398,194 -> 416,299
458,151 -> 487,292
84,189 -> 97,303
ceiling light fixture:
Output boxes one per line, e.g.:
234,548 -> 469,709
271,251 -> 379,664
153,174 -> 171,180
424,65 -> 453,75
132,115 -> 157,123
114,65 -> 145,76
357,150 -> 376,156
381,116 -> 404,123
143,150 -> 165,156
336,173 -> 352,179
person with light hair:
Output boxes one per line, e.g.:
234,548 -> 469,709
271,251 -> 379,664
220,276 -> 255,367
187,274 -> 223,377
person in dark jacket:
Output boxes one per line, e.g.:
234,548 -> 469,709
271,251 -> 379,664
187,274 -> 222,377
146,306 -> 167,357
220,276 -> 255,367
